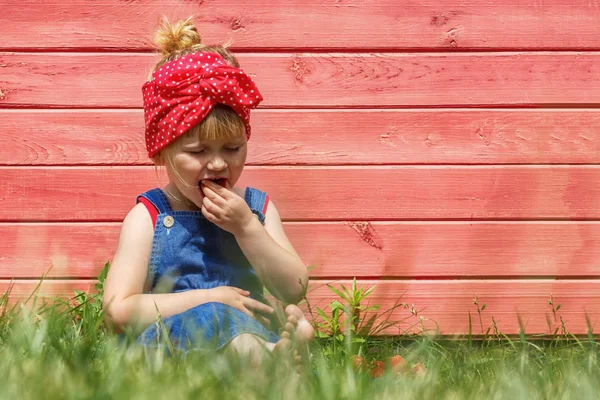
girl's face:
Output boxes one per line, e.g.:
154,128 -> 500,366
165,132 -> 248,210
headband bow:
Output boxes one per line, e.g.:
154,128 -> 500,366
142,52 -> 263,158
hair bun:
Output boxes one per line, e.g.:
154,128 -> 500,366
154,16 -> 202,55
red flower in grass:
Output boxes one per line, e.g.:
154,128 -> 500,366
369,360 -> 386,378
353,353 -> 427,379
387,354 -> 409,376
351,355 -> 368,372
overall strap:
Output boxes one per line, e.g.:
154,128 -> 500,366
136,188 -> 172,228
244,187 -> 270,225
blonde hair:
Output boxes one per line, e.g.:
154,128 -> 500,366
149,16 -> 247,187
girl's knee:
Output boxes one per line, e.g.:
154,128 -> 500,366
227,333 -> 267,366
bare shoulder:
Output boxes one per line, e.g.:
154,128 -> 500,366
103,203 -> 155,305
119,202 -> 155,243
116,202 -> 155,263
263,199 -> 300,257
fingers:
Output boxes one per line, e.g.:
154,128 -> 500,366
202,180 -> 233,199
238,305 -> 256,319
202,196 -> 222,215
201,184 -> 227,207
201,196 -> 223,223
232,287 -> 250,296
200,204 -> 219,223
239,306 -> 271,327
244,297 -> 275,315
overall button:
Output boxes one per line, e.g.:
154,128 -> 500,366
163,216 -> 175,228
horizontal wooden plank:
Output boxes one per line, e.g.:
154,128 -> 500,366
2,109 -> 600,166
3,1 -> 600,50
308,280 -> 600,335
2,222 -> 600,279
2,279 -> 599,335
2,53 -> 600,108
0,280 -> 96,307
2,166 -> 600,221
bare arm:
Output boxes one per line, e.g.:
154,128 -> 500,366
234,201 -> 308,304
103,203 -> 215,333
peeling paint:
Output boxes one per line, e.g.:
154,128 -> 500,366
347,222 -> 383,250
444,27 -> 460,48
230,17 -> 245,31
431,14 -> 449,26
290,54 -> 311,84
446,27 -> 460,36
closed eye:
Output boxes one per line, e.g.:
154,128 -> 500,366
187,147 -> 240,154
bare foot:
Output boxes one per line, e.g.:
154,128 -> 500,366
268,318 -> 294,371
272,329 -> 292,355
283,304 -> 315,374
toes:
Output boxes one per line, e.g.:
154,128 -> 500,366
295,319 -> 315,343
285,321 -> 295,333
280,330 -> 291,339
273,337 -> 292,354
285,304 -> 304,319
287,314 -> 299,326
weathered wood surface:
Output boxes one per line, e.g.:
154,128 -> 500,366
2,53 -> 600,108
2,222 -> 600,279
2,280 -> 599,336
2,110 -> 599,166
3,1 -> 600,50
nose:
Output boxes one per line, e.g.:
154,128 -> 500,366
207,155 -> 227,171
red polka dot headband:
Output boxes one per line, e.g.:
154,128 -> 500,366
142,52 -> 264,158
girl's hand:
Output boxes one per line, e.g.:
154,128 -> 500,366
208,286 -> 274,325
200,180 -> 255,236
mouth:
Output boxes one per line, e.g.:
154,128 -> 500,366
198,178 -> 228,188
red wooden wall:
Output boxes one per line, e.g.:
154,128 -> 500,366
1,0 -> 600,336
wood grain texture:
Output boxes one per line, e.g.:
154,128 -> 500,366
307,280 -> 600,335
2,53 -> 600,108
2,0 -> 600,338
2,222 -> 600,279
2,109 -> 600,166
2,279 -> 599,335
2,1 -> 600,50
1,166 -> 599,222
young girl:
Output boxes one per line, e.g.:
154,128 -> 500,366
103,17 -> 313,368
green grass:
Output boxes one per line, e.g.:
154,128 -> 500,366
1,273 -> 599,399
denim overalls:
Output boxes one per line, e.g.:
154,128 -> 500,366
136,187 -> 280,353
